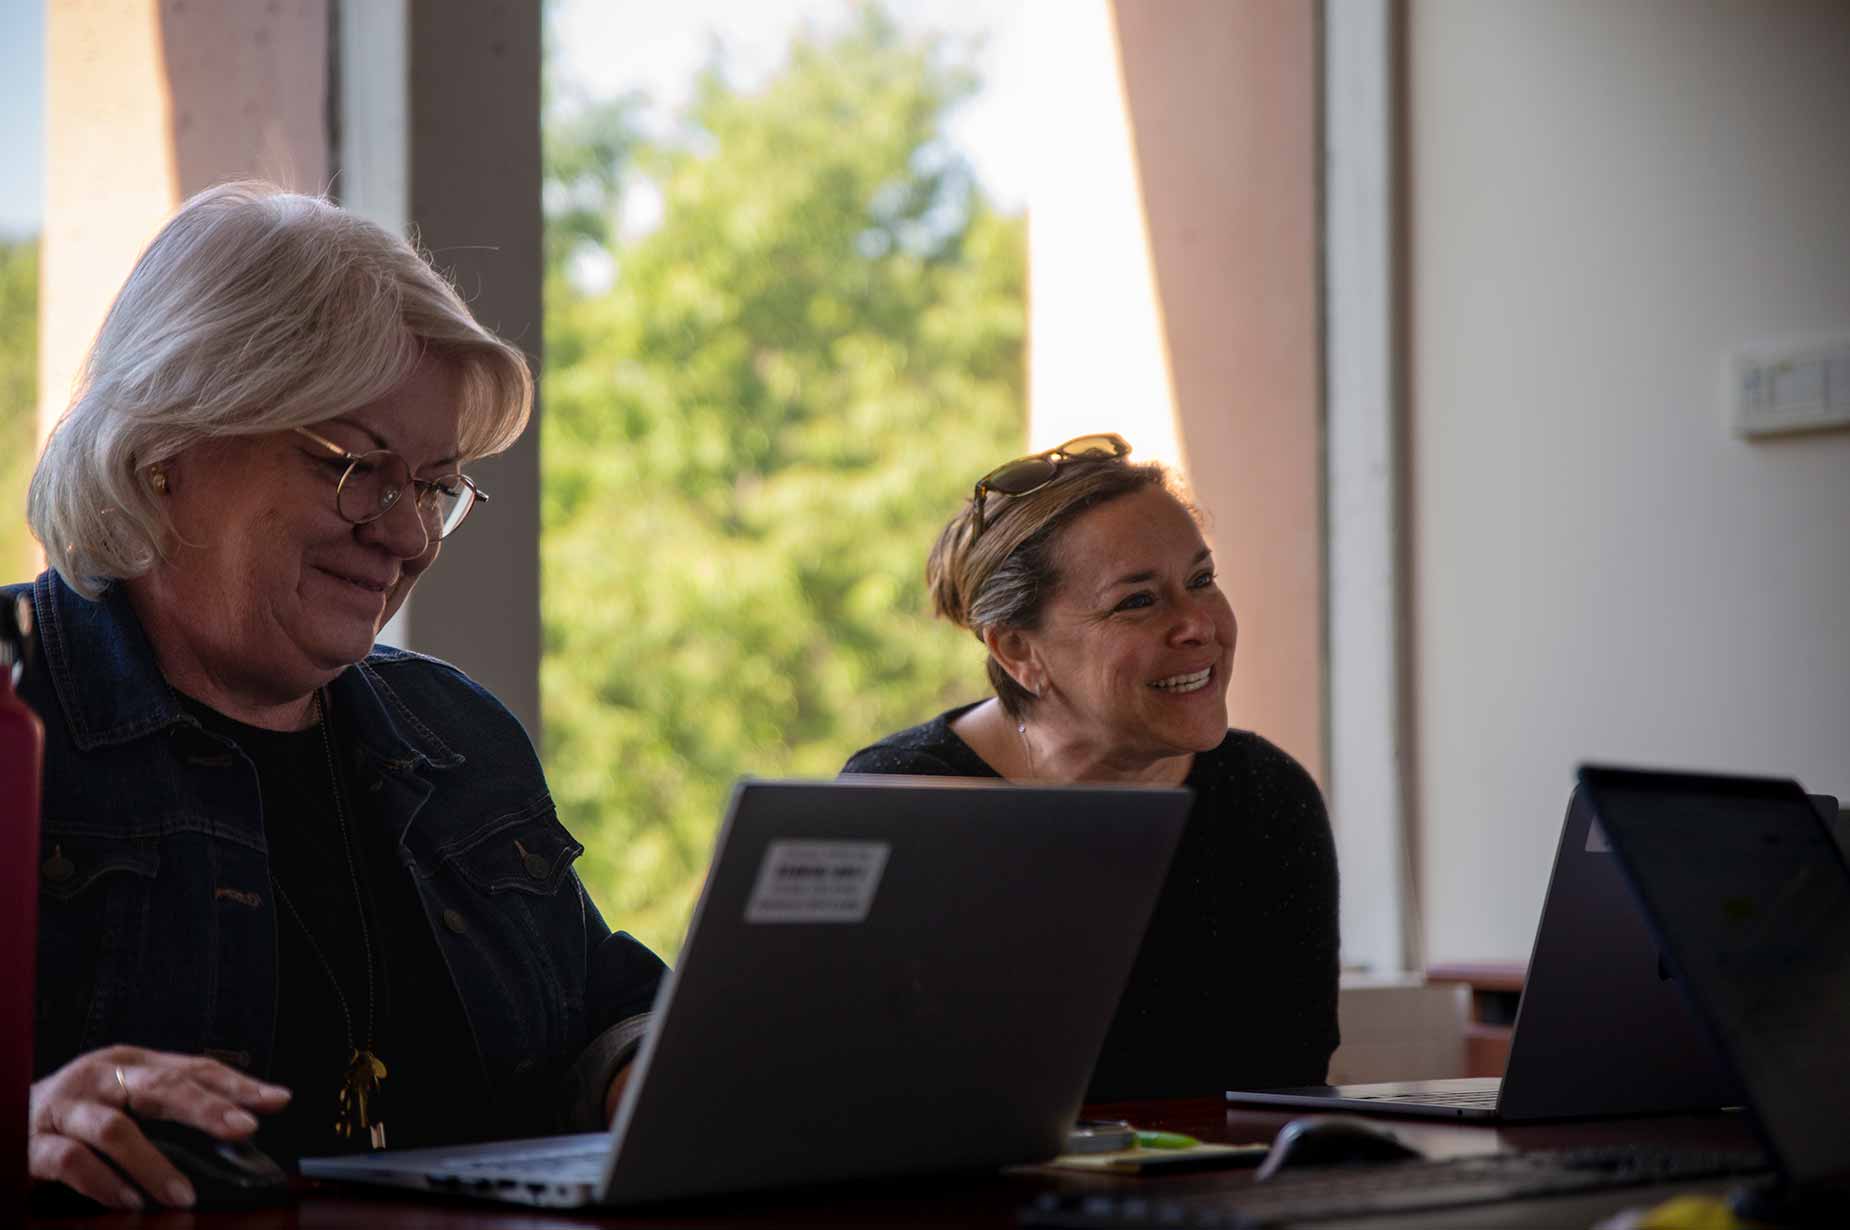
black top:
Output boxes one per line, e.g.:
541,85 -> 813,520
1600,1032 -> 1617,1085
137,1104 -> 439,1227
842,705 -> 1341,1101
179,695 -> 488,1164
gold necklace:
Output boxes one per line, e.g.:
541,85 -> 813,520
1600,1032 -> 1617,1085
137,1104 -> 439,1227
269,689 -> 389,1150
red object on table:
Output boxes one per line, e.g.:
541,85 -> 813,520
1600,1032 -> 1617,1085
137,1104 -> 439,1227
1,597 -> 43,1207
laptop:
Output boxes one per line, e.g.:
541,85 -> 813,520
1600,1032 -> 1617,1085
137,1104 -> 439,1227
1029,766 -> 1850,1229
1575,765 -> 1850,1221
1227,785 -> 1838,1122
301,777 -> 1189,1207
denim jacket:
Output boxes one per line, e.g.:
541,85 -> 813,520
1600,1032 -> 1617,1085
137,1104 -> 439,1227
13,570 -> 664,1137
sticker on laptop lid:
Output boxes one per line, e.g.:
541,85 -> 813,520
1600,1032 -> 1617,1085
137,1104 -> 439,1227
746,841 -> 890,924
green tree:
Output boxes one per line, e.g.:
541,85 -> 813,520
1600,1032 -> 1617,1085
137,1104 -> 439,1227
542,7 -> 1026,956
0,238 -> 39,584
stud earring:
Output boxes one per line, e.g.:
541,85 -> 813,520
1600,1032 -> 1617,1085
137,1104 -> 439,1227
149,467 -> 169,494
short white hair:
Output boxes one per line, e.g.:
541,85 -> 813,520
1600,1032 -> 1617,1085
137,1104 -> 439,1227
28,180 -> 533,598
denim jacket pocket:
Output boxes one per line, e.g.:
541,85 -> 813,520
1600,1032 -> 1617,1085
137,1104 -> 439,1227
37,831 -> 162,902
444,803 -> 586,897
35,827 -> 162,1068
423,803 -> 592,1115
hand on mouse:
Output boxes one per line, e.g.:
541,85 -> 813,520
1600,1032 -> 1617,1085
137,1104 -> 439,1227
28,1045 -> 292,1210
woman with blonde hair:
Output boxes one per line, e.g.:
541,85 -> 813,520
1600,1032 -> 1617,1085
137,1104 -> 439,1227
14,182 -> 662,1209
843,434 -> 1339,1100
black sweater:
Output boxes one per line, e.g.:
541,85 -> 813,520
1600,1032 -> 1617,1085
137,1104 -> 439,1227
842,706 -> 1340,1101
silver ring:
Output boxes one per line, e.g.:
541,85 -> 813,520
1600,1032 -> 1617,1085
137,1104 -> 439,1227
113,1065 -> 131,1108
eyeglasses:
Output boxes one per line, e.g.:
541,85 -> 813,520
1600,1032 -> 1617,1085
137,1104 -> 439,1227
294,426 -> 488,549
970,433 -> 1132,537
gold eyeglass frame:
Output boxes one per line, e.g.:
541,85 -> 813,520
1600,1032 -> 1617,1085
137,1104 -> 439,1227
294,426 -> 488,548
969,433 -> 1131,538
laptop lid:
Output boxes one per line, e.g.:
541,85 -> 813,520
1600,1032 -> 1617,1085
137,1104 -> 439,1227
1577,766 -> 1850,1197
1227,783 -> 1751,1121
599,777 -> 1190,1205
1495,784 -> 1744,1118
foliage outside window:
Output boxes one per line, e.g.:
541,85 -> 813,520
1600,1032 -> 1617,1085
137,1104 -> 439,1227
0,238 -> 37,584
542,7 -> 1026,957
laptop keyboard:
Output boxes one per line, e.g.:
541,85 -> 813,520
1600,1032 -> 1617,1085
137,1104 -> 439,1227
437,1139 -> 609,1184
1021,1146 -> 1767,1227
1347,1089 -> 1501,1108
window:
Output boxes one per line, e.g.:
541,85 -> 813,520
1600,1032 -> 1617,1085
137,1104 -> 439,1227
541,0 -> 1027,955
0,2 -> 44,583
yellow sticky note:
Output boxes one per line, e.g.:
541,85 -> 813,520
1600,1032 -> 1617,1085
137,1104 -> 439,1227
1596,1193 -> 1753,1230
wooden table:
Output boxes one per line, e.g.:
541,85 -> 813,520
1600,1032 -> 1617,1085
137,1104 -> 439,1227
24,1098 -> 1761,1228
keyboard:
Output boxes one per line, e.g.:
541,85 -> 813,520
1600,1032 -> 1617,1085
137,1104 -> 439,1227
1021,1146 -> 1768,1227
433,1139 -> 608,1183
1344,1089 -> 1500,1108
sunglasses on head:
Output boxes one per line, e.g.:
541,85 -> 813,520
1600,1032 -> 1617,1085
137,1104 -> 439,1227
969,433 -> 1132,538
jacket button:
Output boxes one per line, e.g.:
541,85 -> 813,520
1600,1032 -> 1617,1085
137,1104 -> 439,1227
41,846 -> 73,883
442,909 -> 467,934
515,840 -> 549,879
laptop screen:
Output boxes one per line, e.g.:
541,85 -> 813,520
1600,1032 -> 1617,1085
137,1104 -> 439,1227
1580,769 -> 1850,1192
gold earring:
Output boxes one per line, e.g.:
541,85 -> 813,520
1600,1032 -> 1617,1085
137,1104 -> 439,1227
149,467 -> 169,493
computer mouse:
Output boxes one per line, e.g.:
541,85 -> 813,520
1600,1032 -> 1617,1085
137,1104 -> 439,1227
1254,1115 -> 1426,1180
133,1117 -> 293,1207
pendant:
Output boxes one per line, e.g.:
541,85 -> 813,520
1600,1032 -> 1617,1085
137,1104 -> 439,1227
334,1048 -> 388,1149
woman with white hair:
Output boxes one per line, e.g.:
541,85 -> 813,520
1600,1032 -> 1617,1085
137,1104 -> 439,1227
11,182 -> 663,1209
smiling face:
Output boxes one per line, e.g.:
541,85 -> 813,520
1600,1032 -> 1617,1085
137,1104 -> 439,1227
128,357 -> 465,718
1006,486 -> 1237,769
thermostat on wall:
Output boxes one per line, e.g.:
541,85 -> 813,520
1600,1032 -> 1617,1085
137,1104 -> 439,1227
1730,338 -> 1850,439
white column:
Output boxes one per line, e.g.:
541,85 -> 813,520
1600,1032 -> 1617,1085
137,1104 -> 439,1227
337,0 -> 413,648
1325,0 -> 1412,973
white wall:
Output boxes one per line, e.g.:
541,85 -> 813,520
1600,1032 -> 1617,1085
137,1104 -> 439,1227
1409,0 -> 1850,962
